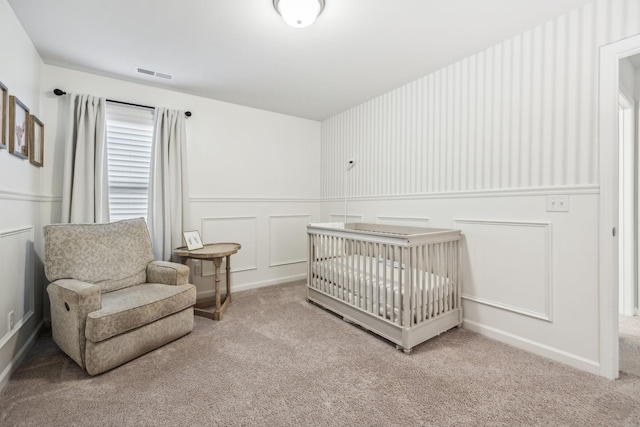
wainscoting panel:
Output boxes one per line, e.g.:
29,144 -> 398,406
453,219 -> 552,321
376,216 -> 430,227
269,214 -> 312,267
0,227 -> 35,349
201,216 -> 258,275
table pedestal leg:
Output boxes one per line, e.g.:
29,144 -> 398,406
183,251 -> 236,321
213,257 -> 223,320
226,255 -> 232,305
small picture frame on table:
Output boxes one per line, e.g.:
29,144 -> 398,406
9,95 -> 29,159
0,80 -> 7,149
183,230 -> 204,251
29,115 -> 44,167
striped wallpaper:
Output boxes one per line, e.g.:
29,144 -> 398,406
321,0 -> 640,198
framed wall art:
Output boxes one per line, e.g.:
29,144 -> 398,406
29,115 -> 44,167
183,230 -> 204,250
0,80 -> 7,149
9,95 -> 29,159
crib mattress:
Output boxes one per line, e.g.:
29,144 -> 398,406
311,254 -> 452,320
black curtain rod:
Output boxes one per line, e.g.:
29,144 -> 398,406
53,89 -> 192,117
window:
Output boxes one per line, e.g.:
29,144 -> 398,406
106,103 -> 154,221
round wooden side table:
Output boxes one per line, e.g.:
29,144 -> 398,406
174,242 -> 241,320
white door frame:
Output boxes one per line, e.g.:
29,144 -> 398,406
619,91 -> 635,317
599,34 -> 640,379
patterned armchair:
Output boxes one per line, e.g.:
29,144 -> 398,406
44,218 -> 196,375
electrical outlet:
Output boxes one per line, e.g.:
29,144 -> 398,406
547,195 -> 569,212
194,260 -> 202,276
8,311 -> 15,331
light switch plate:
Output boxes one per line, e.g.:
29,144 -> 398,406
547,195 -> 569,212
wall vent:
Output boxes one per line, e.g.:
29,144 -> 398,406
136,67 -> 174,80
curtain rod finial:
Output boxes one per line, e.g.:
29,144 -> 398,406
185,111 -> 191,117
53,89 -> 66,96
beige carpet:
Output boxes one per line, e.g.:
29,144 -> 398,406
620,315 -> 640,377
2,282 -> 640,427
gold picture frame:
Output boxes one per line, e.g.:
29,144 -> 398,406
0,80 -> 7,149
29,115 -> 44,167
9,95 -> 29,159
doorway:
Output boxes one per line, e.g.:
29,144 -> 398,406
599,33 -> 640,380
617,76 -> 640,376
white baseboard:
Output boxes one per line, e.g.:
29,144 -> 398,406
197,274 -> 307,299
463,319 -> 600,375
0,320 -> 44,394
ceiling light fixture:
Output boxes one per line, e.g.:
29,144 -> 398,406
273,0 -> 325,28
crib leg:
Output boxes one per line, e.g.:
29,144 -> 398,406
395,345 -> 412,354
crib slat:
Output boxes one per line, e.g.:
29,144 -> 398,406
409,246 -> 415,327
401,247 -> 405,327
436,244 -> 440,315
434,243 -> 440,316
392,246 -> 397,324
368,242 -> 373,314
346,238 -> 350,303
333,236 -> 337,298
444,241 -> 449,312
383,244 -> 388,321
456,240 -> 460,309
372,243 -> 383,316
353,239 -> 357,306
358,240 -> 363,308
445,241 -> 450,311
313,233 -> 318,290
438,243 -> 446,314
308,233 -> 313,290
344,238 -> 349,304
419,244 -> 425,323
329,235 -> 333,295
424,244 -> 429,321
448,241 -> 453,311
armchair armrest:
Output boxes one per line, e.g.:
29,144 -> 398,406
47,279 -> 102,369
147,261 -> 190,285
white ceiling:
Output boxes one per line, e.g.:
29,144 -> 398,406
8,0 -> 594,121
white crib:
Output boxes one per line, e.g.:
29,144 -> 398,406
307,223 -> 462,353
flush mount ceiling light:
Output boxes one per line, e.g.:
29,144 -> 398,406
273,0 -> 325,28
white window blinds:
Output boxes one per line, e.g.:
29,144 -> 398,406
106,103 -> 155,222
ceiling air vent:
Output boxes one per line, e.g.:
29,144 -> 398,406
136,67 -> 174,80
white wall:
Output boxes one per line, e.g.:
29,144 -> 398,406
0,0 -> 47,393
42,65 -> 322,297
320,0 -> 640,374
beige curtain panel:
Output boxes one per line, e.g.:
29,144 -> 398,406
61,94 -> 109,224
148,107 -> 189,261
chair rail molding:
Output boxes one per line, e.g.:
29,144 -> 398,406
320,185 -> 599,202
0,189 -> 62,203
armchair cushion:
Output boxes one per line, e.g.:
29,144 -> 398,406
44,219 -> 155,293
85,283 -> 196,343
147,261 -> 190,285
